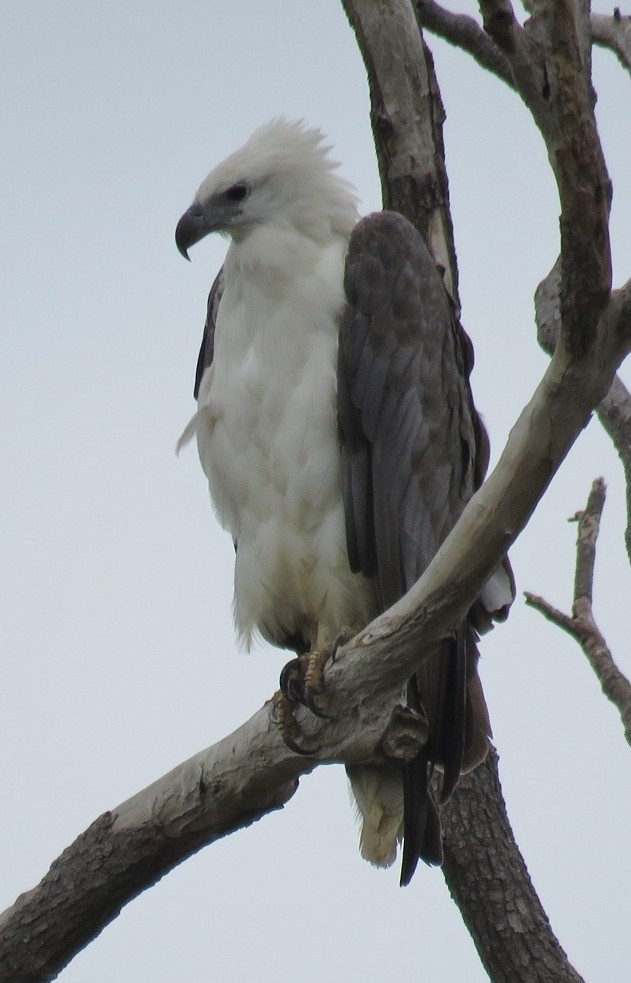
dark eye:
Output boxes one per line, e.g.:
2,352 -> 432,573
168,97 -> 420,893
224,183 -> 249,203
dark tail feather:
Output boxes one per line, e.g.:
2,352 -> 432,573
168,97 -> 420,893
400,628 -> 470,884
400,751 -> 443,886
437,626 -> 468,804
400,677 -> 444,886
400,751 -> 426,886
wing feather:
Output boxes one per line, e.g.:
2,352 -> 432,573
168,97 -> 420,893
338,211 -> 511,881
193,267 -> 224,399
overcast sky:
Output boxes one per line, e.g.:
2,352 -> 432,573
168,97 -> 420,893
2,2 -> 630,981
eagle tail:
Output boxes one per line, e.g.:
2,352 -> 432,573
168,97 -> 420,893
436,627 -> 468,803
400,750 -> 443,885
346,764 -> 404,869
346,625 -> 490,881
399,625 -> 488,884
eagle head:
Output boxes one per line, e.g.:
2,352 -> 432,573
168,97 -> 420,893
175,118 -> 359,258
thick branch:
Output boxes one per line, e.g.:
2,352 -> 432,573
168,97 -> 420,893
4,292 -> 631,976
479,0 -> 612,355
443,753 -> 585,983
343,0 -> 461,307
0,717 -> 301,983
525,479 -> 631,747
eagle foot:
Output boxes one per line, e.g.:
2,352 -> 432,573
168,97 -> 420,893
271,690 -> 321,756
379,704 -> 429,762
278,625 -> 356,720
279,650 -> 331,720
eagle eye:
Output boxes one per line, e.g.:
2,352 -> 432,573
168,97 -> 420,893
224,183 -> 249,203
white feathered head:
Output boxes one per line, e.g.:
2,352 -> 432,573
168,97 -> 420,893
175,119 -> 359,253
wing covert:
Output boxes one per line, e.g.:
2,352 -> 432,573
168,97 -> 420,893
193,267 -> 224,400
338,211 -> 479,609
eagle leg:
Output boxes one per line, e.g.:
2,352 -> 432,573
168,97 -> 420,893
271,690 -> 321,756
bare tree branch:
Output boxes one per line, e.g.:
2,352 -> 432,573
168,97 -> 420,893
3,3 -> 631,981
480,0 -> 612,354
0,708 -> 302,983
523,1 -> 631,75
342,0 -> 461,306
344,5 -> 623,982
525,479 -> 631,746
572,476 -> 605,603
536,263 -> 631,561
5,256 -> 631,975
415,2 -> 631,557
599,373 -> 631,560
417,2 -> 631,85
591,10 -> 631,76
340,15 -> 585,976
442,752 -> 585,983
416,1 -> 515,87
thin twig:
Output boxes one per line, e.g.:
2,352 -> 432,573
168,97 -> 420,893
571,475 -> 606,605
525,479 -> 631,746
592,10 -> 631,77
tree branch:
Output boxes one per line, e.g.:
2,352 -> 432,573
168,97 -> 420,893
591,10 -> 631,77
342,0 -> 461,307
525,479 -> 631,747
536,261 -> 631,561
0,709 -> 301,983
5,265 -> 631,975
417,3 -> 631,86
416,1 -> 515,88
415,3 -> 631,560
479,0 -> 612,354
3,3 -> 631,980
442,752 -> 585,983
599,373 -> 631,561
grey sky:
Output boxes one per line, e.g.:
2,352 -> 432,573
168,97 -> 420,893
2,2 -> 630,981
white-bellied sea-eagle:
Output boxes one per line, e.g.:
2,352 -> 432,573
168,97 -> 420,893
175,119 -> 513,885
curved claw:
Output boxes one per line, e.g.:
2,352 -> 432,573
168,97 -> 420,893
279,657 -> 306,704
271,690 -> 321,756
330,625 -> 356,662
303,691 -> 330,720
279,653 -> 332,719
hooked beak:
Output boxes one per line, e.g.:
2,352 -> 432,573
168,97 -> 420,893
175,204 -> 210,260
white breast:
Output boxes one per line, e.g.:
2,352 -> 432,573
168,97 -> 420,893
195,227 -> 376,650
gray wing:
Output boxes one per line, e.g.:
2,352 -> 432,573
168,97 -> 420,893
193,267 -> 224,399
339,212 -> 479,599
338,211 -> 502,882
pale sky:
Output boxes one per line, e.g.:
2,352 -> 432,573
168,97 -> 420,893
2,3 -> 630,981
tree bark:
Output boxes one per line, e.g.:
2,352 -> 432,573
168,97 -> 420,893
442,753 -> 585,983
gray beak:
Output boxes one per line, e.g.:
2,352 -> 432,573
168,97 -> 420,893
175,204 -> 209,260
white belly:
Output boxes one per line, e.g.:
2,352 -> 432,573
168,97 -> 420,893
195,232 -> 377,650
